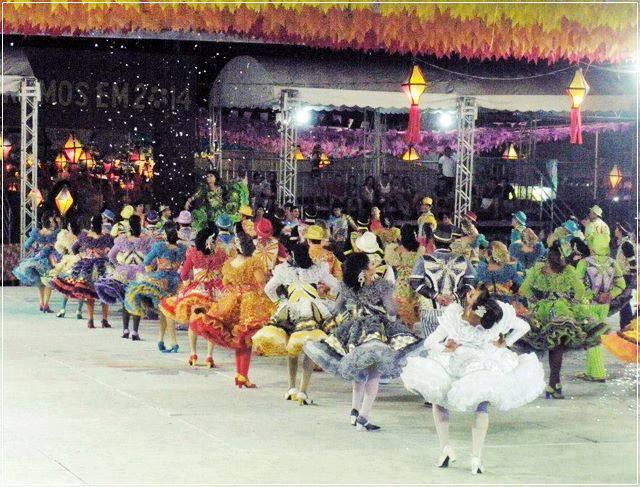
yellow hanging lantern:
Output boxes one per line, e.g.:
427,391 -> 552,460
502,144 -> 519,160
567,69 -> 590,145
54,186 -> 74,216
402,146 -> 420,162
319,153 -> 331,169
54,153 -> 67,172
609,165 -> 623,189
62,134 -> 83,164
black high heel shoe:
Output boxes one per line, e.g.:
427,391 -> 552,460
545,384 -> 565,399
355,415 -> 380,432
350,409 -> 359,426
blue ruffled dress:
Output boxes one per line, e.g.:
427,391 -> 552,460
304,280 -> 422,382
124,241 -> 186,317
12,229 -> 60,286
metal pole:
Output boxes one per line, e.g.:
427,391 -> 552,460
453,96 -> 477,226
593,130 -> 599,201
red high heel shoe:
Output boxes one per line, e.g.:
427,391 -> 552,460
204,356 -> 215,368
188,354 -> 198,366
235,374 -> 257,389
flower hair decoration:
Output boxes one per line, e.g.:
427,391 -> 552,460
474,305 -> 487,318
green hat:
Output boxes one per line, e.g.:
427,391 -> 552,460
590,205 -> 603,217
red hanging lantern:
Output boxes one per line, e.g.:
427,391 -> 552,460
62,134 -> 83,164
2,137 -> 13,161
567,69 -> 589,145
402,65 -> 427,160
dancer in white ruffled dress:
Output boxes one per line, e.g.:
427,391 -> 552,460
401,285 -> 545,474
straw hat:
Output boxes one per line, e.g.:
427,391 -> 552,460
239,205 -> 254,217
120,205 -> 134,219
355,231 -> 382,254
306,225 -> 325,241
175,210 -> 193,225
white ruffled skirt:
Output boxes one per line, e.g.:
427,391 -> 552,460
401,346 -> 545,412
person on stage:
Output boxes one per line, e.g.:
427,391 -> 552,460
518,242 -> 609,399
190,232 -> 274,388
185,170 -> 226,233
51,215 -> 114,328
253,218 -> 287,271
574,236 -> 626,383
111,205 -> 134,238
509,228 -> 547,271
611,222 -> 637,330
13,211 -> 60,313
401,285 -> 544,475
124,222 -> 186,340
475,241 -> 523,304
42,219 -> 84,319
95,215 -> 153,337
304,253 -> 421,431
159,224 -> 227,364
253,244 -> 340,405
383,224 -> 424,329
410,226 -> 475,337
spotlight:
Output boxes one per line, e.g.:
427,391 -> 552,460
613,196 -> 620,202
438,112 -> 454,129
294,107 -> 312,126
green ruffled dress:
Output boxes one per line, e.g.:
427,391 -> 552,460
519,263 -> 608,350
191,181 -> 250,232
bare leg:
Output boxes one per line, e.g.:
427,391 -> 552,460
158,314 -> 168,343
101,303 -> 109,322
38,286 -> 45,306
166,317 -> 177,347
87,299 -> 95,322
359,368 -> 381,420
43,287 -> 52,306
351,381 -> 365,411
298,354 -> 315,394
206,341 -> 214,359
188,327 -> 198,355
287,355 -> 299,389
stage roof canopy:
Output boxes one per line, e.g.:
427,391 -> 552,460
2,48 -> 35,95
211,55 -> 636,115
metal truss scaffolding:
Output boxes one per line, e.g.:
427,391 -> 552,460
453,96 -> 477,226
276,89 -> 298,206
19,78 -> 41,258
209,104 -> 223,171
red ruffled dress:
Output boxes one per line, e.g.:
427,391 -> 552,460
159,246 -> 227,323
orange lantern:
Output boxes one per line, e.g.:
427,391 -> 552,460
79,149 -> 96,170
566,69 -> 590,145
1,137 -> 13,160
609,165 -> 623,189
402,65 -> 427,159
502,144 -> 519,160
62,134 -> 83,164
54,153 -> 67,172
54,186 -> 74,216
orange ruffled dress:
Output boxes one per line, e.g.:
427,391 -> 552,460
159,246 -> 227,324
190,255 -> 275,349
602,318 -> 638,364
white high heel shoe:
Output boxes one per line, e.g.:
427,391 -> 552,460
470,456 -> 484,475
284,388 -> 298,401
435,446 -> 456,468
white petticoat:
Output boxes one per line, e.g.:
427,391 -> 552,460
401,346 -> 545,412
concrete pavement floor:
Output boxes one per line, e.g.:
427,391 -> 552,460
1,287 -> 637,485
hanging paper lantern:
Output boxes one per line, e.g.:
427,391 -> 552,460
113,158 -> 122,169
502,144 -> 519,160
102,161 -> 112,173
79,149 -> 96,171
402,65 -> 427,159
129,149 -> 141,163
54,153 -> 67,172
1,137 -> 13,161
402,146 -> 420,162
609,165 -> 623,189
319,153 -> 331,169
7,181 -> 18,192
54,186 -> 74,216
567,69 -> 590,145
62,134 -> 83,164
294,146 -> 305,161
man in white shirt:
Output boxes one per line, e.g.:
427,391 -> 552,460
438,147 -> 457,197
